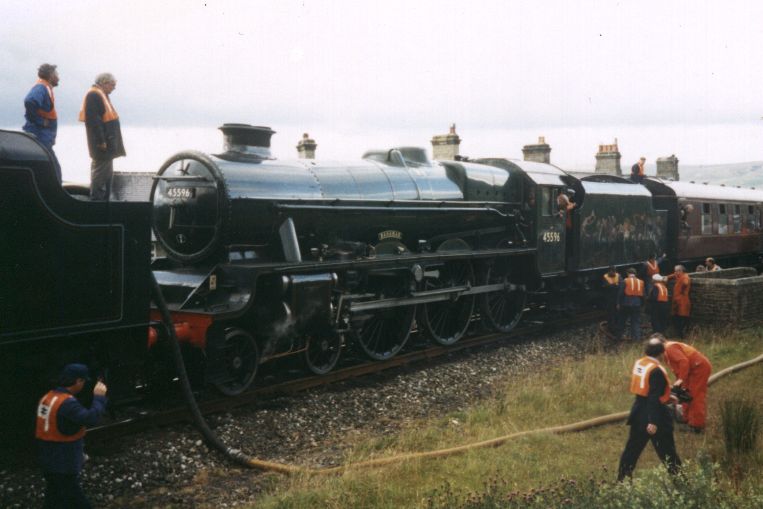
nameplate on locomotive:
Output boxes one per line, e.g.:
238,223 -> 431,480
378,230 -> 403,241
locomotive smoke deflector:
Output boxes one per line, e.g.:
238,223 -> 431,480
217,123 -> 276,161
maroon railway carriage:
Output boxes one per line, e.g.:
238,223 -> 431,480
643,178 -> 763,269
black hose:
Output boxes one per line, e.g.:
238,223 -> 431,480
149,272 -> 295,471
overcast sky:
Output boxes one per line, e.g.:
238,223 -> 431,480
1,1 -> 762,179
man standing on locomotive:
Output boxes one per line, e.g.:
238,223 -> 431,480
630,157 -> 647,183
23,63 -> 62,182
617,338 -> 681,480
79,72 -> 125,201
617,268 -> 645,341
668,265 -> 691,338
36,364 -> 108,508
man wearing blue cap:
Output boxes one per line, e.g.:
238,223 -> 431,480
35,364 -> 108,509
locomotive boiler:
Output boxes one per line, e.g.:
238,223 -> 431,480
150,125 -> 534,394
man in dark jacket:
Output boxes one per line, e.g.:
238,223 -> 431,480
36,364 -> 108,508
79,72 -> 125,200
617,338 -> 681,480
23,63 -> 62,182
602,266 -> 621,336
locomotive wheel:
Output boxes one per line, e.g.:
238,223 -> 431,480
304,332 -> 342,375
479,261 -> 526,333
421,239 -> 476,345
353,239 -> 416,361
212,327 -> 259,396
354,280 -> 416,361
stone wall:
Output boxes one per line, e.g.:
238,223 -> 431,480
687,267 -> 763,325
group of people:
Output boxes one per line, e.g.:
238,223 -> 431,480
618,334 -> 712,480
601,253 -> 716,342
22,63 -> 125,200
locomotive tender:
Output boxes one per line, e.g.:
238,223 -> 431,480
2,124 -> 763,432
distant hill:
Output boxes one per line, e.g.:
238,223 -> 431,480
677,161 -> 763,188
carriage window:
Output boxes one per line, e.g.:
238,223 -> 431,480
733,204 -> 742,233
746,205 -> 756,232
718,204 -> 728,234
701,203 -> 712,234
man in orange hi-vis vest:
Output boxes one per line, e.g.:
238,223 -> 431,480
653,333 -> 712,432
79,72 -> 125,201
618,338 -> 681,480
36,364 -> 108,508
617,268 -> 645,341
647,274 -> 670,334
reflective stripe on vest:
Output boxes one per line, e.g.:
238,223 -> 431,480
629,357 -> 671,403
34,79 -> 57,120
624,277 -> 644,297
603,273 -> 620,285
655,283 -> 669,302
646,260 -> 659,276
35,391 -> 86,442
78,87 -> 119,123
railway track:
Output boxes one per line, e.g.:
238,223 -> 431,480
89,308 -> 605,442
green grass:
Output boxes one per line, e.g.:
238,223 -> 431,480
246,327 -> 763,509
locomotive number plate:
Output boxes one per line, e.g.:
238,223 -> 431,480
542,231 -> 561,243
166,187 -> 195,199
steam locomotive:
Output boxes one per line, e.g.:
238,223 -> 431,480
2,124 -> 762,433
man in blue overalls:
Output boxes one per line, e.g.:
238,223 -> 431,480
36,364 -> 108,508
23,63 -> 62,182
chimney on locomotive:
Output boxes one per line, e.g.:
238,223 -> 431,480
218,123 -> 276,160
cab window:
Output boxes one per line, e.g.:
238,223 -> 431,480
541,187 -> 556,216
